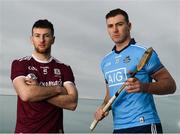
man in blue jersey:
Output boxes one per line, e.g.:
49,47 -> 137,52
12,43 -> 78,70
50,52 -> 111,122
94,8 -> 176,133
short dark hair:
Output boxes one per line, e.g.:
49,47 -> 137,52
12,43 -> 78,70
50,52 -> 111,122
32,19 -> 54,36
105,8 -> 129,23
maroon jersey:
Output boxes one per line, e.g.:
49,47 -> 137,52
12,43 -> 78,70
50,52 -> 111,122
11,55 -> 75,133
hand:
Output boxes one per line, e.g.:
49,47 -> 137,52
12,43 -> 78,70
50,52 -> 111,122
25,73 -> 38,85
125,77 -> 145,93
55,86 -> 68,95
94,107 -> 109,121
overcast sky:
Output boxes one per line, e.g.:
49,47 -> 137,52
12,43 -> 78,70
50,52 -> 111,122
0,0 -> 179,99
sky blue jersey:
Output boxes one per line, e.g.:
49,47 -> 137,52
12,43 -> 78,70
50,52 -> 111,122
101,39 -> 164,130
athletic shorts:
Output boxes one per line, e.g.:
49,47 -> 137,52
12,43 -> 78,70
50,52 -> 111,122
113,123 -> 163,133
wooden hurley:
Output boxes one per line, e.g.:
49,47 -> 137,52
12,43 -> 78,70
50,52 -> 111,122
90,47 -> 153,131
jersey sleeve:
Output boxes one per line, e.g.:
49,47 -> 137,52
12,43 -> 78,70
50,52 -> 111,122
144,50 -> 164,75
61,65 -> 75,84
11,59 -> 28,81
100,58 -> 108,84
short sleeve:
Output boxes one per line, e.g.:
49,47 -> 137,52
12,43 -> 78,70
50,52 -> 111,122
61,65 -> 75,84
11,60 -> 28,81
144,50 -> 164,75
100,59 -> 108,84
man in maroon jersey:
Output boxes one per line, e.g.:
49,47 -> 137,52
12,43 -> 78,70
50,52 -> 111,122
11,19 -> 78,133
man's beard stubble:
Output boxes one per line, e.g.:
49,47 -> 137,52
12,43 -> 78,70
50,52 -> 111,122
35,46 -> 51,55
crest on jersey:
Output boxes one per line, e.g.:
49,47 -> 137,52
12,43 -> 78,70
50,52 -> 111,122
54,68 -> 61,75
123,56 -> 131,63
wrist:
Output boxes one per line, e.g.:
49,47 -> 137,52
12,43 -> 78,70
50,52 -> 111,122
141,83 -> 150,93
54,86 -> 62,93
55,86 -> 68,95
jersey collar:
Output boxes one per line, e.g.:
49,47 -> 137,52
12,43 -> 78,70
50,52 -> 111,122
112,38 -> 136,54
32,54 -> 53,63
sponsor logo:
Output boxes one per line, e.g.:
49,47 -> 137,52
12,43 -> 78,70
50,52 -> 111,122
39,80 -> 62,87
28,66 -> 38,71
105,68 -> 127,87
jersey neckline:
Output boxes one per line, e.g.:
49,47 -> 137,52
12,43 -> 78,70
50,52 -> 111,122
32,54 -> 53,63
112,38 -> 136,54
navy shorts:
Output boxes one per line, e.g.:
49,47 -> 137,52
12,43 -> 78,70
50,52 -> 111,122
113,123 -> 163,133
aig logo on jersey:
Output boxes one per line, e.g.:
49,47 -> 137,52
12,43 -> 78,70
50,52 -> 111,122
54,68 -> 61,77
105,68 -> 127,87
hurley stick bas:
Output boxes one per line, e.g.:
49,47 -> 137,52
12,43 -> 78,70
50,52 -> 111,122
90,47 -> 153,131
